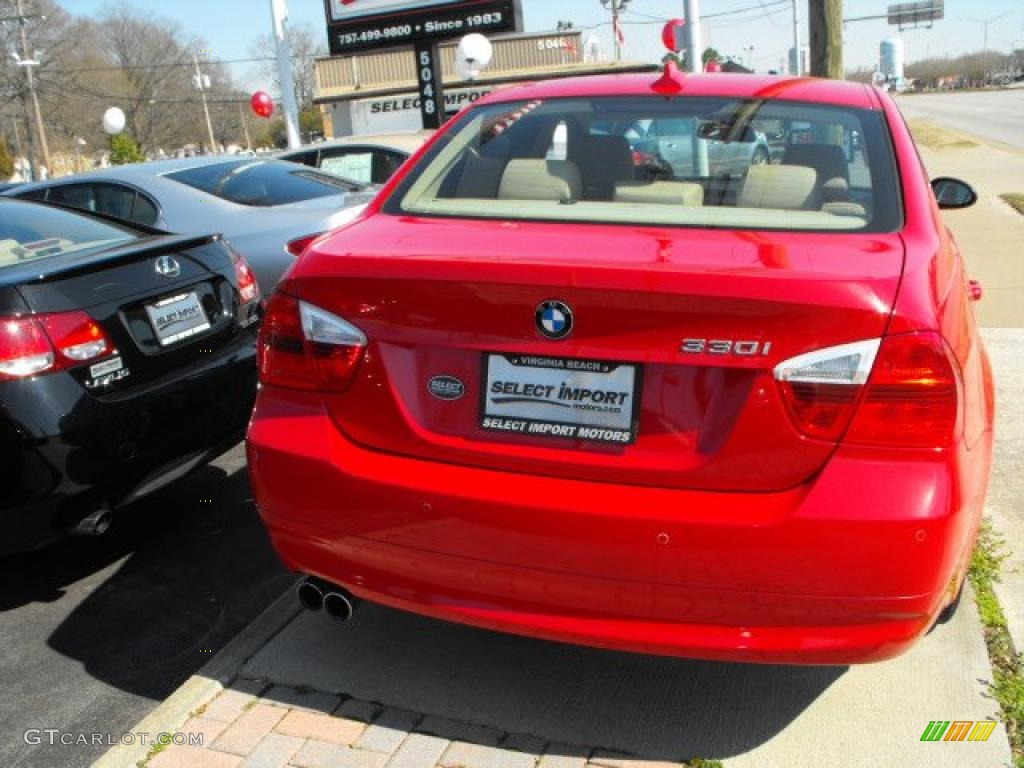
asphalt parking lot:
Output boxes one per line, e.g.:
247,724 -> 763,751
3,92 -> 1022,768
0,445 -> 291,768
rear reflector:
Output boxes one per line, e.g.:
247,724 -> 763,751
1,311 -> 115,382
258,294 -> 366,392
774,333 -> 961,449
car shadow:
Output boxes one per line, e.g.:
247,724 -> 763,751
40,460 -> 291,699
241,602 -> 848,761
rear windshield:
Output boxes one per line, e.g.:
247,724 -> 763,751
165,160 -> 355,207
0,202 -> 136,269
384,96 -> 902,233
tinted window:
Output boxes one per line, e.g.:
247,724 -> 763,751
386,96 -> 901,234
47,184 -> 97,211
15,187 -> 47,202
132,192 -> 159,226
166,160 -> 354,206
93,184 -> 136,220
282,150 -> 319,168
0,201 -> 136,269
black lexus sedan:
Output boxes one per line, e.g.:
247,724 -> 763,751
0,199 -> 261,552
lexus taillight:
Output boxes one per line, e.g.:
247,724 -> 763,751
231,250 -> 260,305
774,332 -> 961,449
0,311 -> 115,381
257,294 -> 365,392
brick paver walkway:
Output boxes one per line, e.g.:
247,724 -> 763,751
145,677 -> 707,768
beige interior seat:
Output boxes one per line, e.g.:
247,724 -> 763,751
738,165 -> 820,210
783,144 -> 850,203
614,181 -> 704,207
498,159 -> 581,203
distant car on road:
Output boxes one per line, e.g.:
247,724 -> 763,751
0,199 -> 262,552
4,158 -> 374,292
277,131 -> 434,187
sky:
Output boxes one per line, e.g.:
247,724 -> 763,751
59,0 -> 1024,87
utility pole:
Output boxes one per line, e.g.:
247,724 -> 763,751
809,0 -> 843,79
192,54 -> 218,153
682,0 -> 703,73
599,0 -> 630,62
269,0 -> 301,148
9,0 -> 51,177
963,12 -> 1014,81
791,0 -> 802,74
238,102 -> 252,152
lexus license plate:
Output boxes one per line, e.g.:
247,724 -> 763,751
145,292 -> 210,346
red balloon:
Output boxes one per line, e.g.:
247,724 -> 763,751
662,19 -> 686,53
250,91 -> 274,119
705,60 -> 723,73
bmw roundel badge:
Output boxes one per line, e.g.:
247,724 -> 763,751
535,300 -> 573,340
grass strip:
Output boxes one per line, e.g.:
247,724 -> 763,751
969,520 -> 1023,766
1000,194 -> 1024,216
908,119 -> 980,150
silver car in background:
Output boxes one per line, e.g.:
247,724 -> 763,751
277,131 -> 434,187
629,117 -> 772,178
4,158 -> 373,291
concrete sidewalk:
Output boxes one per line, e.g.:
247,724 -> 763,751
916,140 -> 1024,328
95,579 -> 1010,768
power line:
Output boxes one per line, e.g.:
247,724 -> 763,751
46,54 -> 321,75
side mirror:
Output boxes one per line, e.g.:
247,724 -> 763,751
932,177 -> 977,210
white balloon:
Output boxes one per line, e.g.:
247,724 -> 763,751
455,33 -> 493,81
102,107 -> 126,135
454,56 -> 479,81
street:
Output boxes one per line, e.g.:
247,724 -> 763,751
896,87 -> 1024,151
0,445 -> 291,768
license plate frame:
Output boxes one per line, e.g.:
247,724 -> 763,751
144,291 -> 211,347
480,353 -> 641,445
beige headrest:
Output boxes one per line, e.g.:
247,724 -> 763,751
498,159 -> 581,202
822,201 -> 867,218
739,165 -> 819,210
614,181 -> 704,207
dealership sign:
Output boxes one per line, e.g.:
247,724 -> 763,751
323,0 -> 522,55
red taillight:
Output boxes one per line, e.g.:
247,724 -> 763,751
0,316 -> 54,380
775,333 -> 961,449
286,233 -> 324,259
257,293 -> 365,392
231,250 -> 260,305
845,332 -> 960,450
0,311 -> 115,381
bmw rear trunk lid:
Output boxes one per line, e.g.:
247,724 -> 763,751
289,214 -> 904,493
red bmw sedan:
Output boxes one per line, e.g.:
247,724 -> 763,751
247,72 -> 994,664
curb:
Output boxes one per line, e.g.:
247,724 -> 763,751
92,580 -> 301,768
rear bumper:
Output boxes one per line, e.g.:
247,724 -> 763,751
248,387 -> 990,665
0,338 -> 257,553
